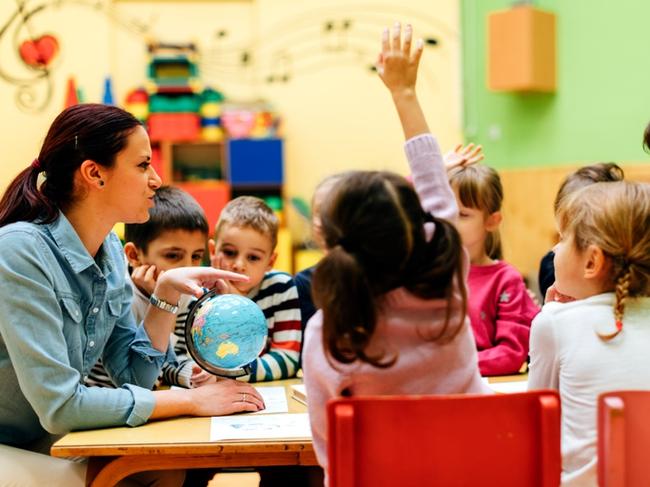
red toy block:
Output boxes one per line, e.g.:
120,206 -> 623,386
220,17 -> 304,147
148,113 -> 200,142
176,181 -> 230,231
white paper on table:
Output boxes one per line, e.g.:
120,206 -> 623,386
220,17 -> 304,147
482,377 -> 528,394
210,413 -> 311,442
247,386 -> 288,415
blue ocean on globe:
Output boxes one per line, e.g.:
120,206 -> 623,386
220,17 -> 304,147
189,293 -> 267,371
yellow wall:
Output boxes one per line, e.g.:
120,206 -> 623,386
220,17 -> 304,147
0,0 -> 462,228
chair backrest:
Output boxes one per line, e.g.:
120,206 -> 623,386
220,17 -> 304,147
598,390 -> 650,487
327,390 -> 561,487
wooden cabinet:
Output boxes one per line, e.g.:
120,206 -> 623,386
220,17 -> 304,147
488,5 -> 557,92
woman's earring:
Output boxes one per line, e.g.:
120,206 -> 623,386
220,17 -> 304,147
99,180 -> 104,187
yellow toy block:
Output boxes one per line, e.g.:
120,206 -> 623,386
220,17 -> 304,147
294,248 -> 323,273
273,228 -> 293,274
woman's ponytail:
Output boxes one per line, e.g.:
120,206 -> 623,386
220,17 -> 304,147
0,162 -> 56,227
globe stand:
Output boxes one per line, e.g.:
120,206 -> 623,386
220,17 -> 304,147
185,290 -> 262,378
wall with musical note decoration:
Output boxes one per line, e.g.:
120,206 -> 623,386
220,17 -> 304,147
0,0 -> 462,221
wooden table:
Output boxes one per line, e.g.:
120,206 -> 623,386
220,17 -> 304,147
51,375 -> 528,486
51,380 -> 316,487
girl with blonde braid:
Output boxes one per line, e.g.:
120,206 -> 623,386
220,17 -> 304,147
529,181 -> 650,486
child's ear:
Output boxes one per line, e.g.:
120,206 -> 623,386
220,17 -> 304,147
583,244 -> 608,280
485,211 -> 503,232
207,239 -> 218,267
267,251 -> 278,270
123,242 -> 143,267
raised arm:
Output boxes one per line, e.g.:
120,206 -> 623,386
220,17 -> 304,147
377,22 -> 427,139
378,23 -> 457,223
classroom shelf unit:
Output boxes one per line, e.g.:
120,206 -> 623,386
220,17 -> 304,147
150,137 -> 285,235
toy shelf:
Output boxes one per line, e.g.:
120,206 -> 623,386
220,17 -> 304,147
151,137 -> 285,233
154,140 -> 224,184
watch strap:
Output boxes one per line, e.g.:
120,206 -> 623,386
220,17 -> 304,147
149,293 -> 179,314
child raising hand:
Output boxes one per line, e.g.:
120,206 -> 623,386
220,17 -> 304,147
302,22 -> 489,480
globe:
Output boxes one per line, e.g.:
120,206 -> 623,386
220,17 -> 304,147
185,292 -> 267,378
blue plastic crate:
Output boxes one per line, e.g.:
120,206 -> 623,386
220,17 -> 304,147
226,138 -> 283,186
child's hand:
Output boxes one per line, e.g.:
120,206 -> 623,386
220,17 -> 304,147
444,143 -> 484,171
545,285 -> 576,304
131,264 -> 158,296
376,22 -> 424,97
211,255 -> 246,296
190,364 -> 218,388
214,277 -> 246,296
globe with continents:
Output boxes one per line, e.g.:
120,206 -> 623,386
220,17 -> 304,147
185,293 -> 267,377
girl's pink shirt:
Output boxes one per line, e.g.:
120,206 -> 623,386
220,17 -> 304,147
302,134 -> 490,477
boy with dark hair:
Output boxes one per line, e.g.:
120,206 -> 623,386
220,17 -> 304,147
86,186 -> 210,388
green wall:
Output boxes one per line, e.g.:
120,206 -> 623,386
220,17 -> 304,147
461,0 -> 650,169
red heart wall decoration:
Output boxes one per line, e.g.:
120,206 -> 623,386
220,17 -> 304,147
19,34 -> 59,68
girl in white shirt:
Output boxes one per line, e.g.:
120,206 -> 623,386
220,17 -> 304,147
528,181 -> 650,486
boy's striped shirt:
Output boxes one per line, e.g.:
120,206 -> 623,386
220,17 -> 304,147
245,271 -> 302,382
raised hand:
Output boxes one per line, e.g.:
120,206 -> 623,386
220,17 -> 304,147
444,143 -> 485,171
376,22 -> 424,97
377,22 -> 428,139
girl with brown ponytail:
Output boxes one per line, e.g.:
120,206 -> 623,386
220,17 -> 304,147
302,23 -> 490,480
529,181 -> 650,485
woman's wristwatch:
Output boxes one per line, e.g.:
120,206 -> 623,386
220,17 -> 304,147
149,294 -> 179,314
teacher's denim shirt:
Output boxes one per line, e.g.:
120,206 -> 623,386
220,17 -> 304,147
0,213 -> 174,446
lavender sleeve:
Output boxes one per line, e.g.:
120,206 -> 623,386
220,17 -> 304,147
404,134 -> 458,224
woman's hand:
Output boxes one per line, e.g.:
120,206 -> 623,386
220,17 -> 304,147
376,22 -> 424,98
189,379 -> 265,415
444,143 -> 484,171
153,266 -> 250,304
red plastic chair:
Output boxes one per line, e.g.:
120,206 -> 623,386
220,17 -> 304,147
327,391 -> 561,487
598,391 -> 650,486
